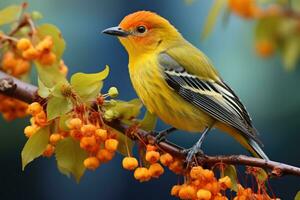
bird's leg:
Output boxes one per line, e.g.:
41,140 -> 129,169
154,127 -> 177,143
185,127 -> 211,165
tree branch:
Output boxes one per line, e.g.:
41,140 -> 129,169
0,70 -> 300,177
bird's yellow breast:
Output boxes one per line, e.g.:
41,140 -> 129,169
128,54 -> 214,132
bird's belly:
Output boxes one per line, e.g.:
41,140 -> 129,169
129,61 -> 214,132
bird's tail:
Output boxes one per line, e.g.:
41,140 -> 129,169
247,138 -> 269,161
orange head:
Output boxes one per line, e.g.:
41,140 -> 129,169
102,11 -> 183,57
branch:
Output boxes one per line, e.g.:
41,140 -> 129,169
0,70 -> 300,177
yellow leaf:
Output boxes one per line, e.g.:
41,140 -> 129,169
0,5 -> 22,26
139,110 -> 157,131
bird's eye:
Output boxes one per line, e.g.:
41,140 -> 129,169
136,26 -> 147,34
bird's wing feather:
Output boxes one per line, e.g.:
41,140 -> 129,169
158,52 -> 261,144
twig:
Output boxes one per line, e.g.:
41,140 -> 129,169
0,70 -> 300,177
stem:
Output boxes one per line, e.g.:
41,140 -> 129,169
0,70 -> 300,177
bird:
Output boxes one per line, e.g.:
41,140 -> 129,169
102,11 -> 269,162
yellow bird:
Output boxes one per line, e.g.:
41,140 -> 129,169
103,11 -> 269,161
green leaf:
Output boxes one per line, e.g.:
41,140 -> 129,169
139,110 -> 157,131
282,36 -> 300,71
0,5 -> 22,26
70,65 -> 109,102
38,78 -> 51,98
108,99 -> 143,120
59,114 -> 71,131
295,191 -> 300,200
51,80 -> 70,98
201,0 -> 226,41
47,96 -> 73,121
36,64 -> 66,88
113,128 -> 134,156
21,126 -> 50,170
223,165 -> 238,192
55,138 -> 88,182
292,0 -> 300,12
37,24 -> 66,60
256,168 -> 268,183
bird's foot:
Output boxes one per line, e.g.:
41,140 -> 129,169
153,131 -> 167,143
182,146 -> 204,167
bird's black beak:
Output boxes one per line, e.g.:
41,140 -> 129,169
102,26 -> 129,37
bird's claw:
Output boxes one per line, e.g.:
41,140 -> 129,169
154,131 -> 167,143
182,146 -> 204,166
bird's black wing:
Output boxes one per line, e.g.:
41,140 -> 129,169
158,52 -> 261,145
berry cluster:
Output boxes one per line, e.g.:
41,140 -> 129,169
171,166 -> 230,200
228,0 -> 258,19
68,117 -> 119,170
17,37 -> 56,66
1,51 -> 30,77
0,94 -> 28,121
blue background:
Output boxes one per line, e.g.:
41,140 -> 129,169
0,0 -> 299,199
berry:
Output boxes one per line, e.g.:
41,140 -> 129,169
105,139 -> 119,152
81,124 -> 96,136
68,118 -> 82,129
49,133 -> 63,145
39,52 -> 56,65
80,136 -> 98,152
197,189 -> 212,200
190,166 -> 204,180
97,149 -> 115,162
171,185 -> 182,197
255,39 -> 275,58
149,163 -> 164,178
108,87 -> 119,98
95,129 -> 107,141
22,47 -> 40,60
17,38 -> 32,51
84,157 -> 100,170
134,167 -> 151,182
160,153 -> 173,166
122,157 -> 138,170
27,102 -> 43,115
24,125 -> 37,137
219,176 -> 232,189
43,144 -> 55,157
145,150 -> 160,164
178,185 -> 197,200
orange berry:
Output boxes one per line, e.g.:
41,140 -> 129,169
24,125 -> 37,137
36,36 -> 53,52
17,38 -> 32,51
34,111 -> 48,126
171,185 -> 182,197
22,47 -> 40,60
255,39 -> 275,58
122,157 -> 138,170
59,60 -> 68,76
105,139 -> 119,152
83,157 -> 100,170
81,124 -> 96,136
27,102 -> 43,115
160,153 -> 173,166
211,182 -> 221,195
13,59 -> 30,76
2,52 -> 17,70
43,144 -> 55,157
145,150 -> 160,164
95,129 -> 107,141
228,0 -> 256,18
149,163 -> 164,178
203,169 -> 214,181
97,149 -> 115,162
70,130 -> 83,140
39,52 -> 56,65
50,133 -> 63,145
146,144 -> 157,151
134,167 -> 151,182
168,159 -> 183,174
68,118 -> 82,129
219,176 -> 232,190
178,185 -> 197,200
80,136 -> 98,152
190,166 -> 204,179
197,189 -> 212,200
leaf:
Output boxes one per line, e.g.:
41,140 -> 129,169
292,0 -> 300,12
139,110 -> 157,131
70,65 -> 109,102
256,168 -> 268,183
223,165 -> 238,192
36,64 -> 66,88
255,16 -> 281,41
114,128 -> 134,156
201,0 -> 227,41
38,78 -> 51,98
37,24 -> 66,60
59,114 -> 71,131
0,5 -> 22,26
108,99 -> 143,120
295,191 -> 300,200
55,138 -> 88,182
21,126 -> 50,170
51,80 -> 70,98
282,36 -> 300,71
47,96 -> 73,121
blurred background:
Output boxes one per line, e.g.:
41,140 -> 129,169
0,0 -> 299,199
